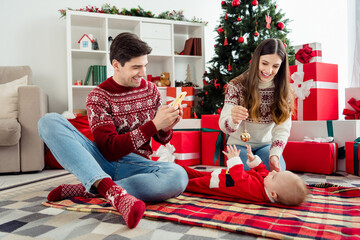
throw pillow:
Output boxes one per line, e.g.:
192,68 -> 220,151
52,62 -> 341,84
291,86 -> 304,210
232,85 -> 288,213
0,75 -> 28,119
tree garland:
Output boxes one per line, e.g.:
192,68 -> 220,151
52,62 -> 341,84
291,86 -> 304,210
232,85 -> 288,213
59,4 -> 208,25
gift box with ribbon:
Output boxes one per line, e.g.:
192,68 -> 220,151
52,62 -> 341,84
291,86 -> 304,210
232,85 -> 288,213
343,98 -> 360,119
283,141 -> 337,174
345,137 -> 360,176
166,87 -> 195,107
344,87 -> 360,119
289,120 -> 360,171
151,130 -> 201,166
290,62 -> 338,121
201,115 -> 228,166
294,42 -> 322,65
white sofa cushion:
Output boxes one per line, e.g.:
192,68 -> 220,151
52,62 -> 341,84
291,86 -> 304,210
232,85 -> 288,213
0,118 -> 21,146
0,75 -> 28,119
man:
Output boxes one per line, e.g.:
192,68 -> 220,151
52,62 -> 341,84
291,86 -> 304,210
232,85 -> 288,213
38,32 -> 188,229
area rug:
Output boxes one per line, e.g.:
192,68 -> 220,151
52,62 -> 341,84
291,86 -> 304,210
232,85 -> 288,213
42,184 -> 360,240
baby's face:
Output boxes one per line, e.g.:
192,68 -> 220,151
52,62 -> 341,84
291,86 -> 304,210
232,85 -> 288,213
264,170 -> 295,193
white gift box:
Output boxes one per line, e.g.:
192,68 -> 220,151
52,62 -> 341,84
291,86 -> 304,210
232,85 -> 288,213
294,42 -> 322,65
289,120 -> 360,171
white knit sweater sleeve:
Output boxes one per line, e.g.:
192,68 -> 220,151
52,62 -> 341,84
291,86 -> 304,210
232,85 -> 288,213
269,116 -> 292,158
219,103 -> 241,134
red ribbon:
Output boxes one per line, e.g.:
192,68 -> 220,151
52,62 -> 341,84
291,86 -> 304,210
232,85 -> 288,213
343,98 -> 360,119
295,44 -> 322,64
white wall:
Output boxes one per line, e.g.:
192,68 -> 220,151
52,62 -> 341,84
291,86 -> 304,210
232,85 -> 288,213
0,0 -> 356,116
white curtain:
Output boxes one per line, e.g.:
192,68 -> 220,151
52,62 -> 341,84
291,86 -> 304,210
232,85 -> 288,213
351,1 -> 360,87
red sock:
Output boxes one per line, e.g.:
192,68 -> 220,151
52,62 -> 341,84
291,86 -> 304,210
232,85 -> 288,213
47,183 -> 97,201
97,178 -> 145,229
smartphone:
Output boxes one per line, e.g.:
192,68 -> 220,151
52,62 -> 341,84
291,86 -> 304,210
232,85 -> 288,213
172,91 -> 187,107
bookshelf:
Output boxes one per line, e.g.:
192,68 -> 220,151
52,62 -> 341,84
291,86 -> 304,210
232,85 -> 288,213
66,10 -> 205,113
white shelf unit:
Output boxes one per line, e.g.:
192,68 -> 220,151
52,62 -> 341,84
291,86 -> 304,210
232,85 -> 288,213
66,10 -> 205,112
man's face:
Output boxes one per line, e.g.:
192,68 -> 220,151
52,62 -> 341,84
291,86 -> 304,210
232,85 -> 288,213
112,55 -> 148,87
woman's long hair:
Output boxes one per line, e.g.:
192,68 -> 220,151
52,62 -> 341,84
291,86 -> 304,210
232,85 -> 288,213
232,38 -> 293,124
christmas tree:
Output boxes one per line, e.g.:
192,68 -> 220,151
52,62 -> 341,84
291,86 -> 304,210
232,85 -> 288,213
195,0 -> 295,116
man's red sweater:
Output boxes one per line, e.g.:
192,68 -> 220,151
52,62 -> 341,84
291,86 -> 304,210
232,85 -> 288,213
86,77 -> 172,161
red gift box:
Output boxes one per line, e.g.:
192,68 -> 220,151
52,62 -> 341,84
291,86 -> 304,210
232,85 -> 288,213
201,115 -> 228,166
283,141 -> 337,174
166,87 -> 195,107
289,63 -> 338,120
151,131 -> 201,166
345,138 -> 360,176
183,107 -> 191,119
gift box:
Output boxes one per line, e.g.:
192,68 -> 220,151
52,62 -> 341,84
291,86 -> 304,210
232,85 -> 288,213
290,63 -> 338,120
201,115 -> 228,166
283,141 -> 337,174
151,131 -> 201,166
344,87 -> 360,119
183,106 -> 191,119
289,120 -> 360,171
166,87 -> 195,107
345,138 -> 360,176
294,42 -> 322,65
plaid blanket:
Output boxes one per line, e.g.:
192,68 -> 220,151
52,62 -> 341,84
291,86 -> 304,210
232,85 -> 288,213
42,184 -> 360,239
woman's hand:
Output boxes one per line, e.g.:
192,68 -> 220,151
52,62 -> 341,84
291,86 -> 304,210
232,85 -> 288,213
269,155 -> 281,172
231,105 -> 249,124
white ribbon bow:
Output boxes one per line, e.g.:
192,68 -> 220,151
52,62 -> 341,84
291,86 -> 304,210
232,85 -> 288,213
290,71 -> 314,100
156,143 -> 176,162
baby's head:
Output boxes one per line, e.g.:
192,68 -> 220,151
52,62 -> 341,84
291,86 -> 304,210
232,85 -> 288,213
264,170 -> 308,206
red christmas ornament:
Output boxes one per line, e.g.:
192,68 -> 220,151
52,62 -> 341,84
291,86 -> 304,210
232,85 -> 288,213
228,63 -> 232,71
238,36 -> 244,43
276,22 -> 285,30
221,1 -> 226,6
205,91 -> 208,95
232,0 -> 240,7
214,44 -> 217,48
275,5 -> 277,8
254,31 -> 259,37
252,0 -> 258,6
225,13 -> 228,20
284,43 -> 287,48
224,37 -> 228,46
217,108 -> 222,114
237,17 -> 241,21
214,79 -> 221,89
218,27 -> 224,34
203,79 -> 208,85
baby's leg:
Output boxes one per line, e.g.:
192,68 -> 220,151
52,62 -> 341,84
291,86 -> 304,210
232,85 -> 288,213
182,166 -> 211,179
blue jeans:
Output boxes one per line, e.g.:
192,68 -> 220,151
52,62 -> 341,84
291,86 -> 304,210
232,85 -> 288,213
235,144 -> 286,171
38,113 -> 188,202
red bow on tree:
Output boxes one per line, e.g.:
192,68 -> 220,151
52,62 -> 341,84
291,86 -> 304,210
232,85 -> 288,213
295,45 -> 318,64
343,98 -> 360,119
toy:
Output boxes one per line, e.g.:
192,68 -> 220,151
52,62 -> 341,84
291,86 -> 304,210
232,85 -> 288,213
155,72 -> 171,87
78,34 -> 95,50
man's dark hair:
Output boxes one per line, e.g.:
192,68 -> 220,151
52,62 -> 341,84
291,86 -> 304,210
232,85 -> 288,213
110,32 -> 152,66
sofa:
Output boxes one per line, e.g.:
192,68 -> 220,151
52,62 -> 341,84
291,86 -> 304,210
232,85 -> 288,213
0,66 -> 48,173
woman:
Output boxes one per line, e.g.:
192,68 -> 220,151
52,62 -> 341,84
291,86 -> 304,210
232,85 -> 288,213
219,38 -> 294,172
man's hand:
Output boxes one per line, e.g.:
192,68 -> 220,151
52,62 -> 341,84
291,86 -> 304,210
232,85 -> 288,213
231,105 -> 248,124
269,155 -> 281,172
152,105 -> 182,132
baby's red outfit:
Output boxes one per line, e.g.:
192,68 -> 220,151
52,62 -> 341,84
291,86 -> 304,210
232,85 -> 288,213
183,156 -> 275,203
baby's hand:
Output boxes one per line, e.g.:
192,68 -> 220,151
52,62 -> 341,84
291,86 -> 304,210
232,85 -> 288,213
246,144 -> 255,162
222,145 -> 240,159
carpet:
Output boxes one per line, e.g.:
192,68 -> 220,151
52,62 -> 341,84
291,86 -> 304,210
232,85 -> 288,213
42,183 -> 360,240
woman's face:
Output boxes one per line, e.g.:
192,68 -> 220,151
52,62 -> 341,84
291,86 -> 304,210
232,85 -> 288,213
258,54 -> 282,82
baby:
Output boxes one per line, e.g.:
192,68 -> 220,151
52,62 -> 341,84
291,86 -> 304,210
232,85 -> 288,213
183,145 -> 308,206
